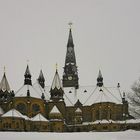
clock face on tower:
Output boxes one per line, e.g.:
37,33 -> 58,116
68,76 -> 73,80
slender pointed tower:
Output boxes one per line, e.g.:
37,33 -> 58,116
38,70 -> 45,88
97,70 -> 103,87
50,67 -> 64,101
62,23 -> 79,89
0,68 -> 14,102
24,65 -> 32,86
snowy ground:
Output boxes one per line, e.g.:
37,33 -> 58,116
0,130 -> 140,140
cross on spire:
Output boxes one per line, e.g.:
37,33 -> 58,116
68,22 -> 73,29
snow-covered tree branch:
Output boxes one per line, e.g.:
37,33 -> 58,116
128,78 -> 140,118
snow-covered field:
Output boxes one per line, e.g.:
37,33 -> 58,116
0,130 -> 140,140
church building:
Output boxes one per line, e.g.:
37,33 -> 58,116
0,25 -> 139,132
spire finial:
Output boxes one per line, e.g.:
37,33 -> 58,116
27,59 -> 29,65
4,66 -> 6,73
68,22 -> 73,29
56,63 -> 58,71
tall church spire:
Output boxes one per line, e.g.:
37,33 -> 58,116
38,70 -> 45,88
24,65 -> 32,85
63,24 -> 79,89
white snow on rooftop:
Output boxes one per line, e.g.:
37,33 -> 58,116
15,84 -> 42,99
51,70 -> 63,90
63,86 -> 123,106
2,109 -> 29,119
0,73 -> 11,92
32,113 -> 49,122
44,85 -> 123,106
33,81 -> 49,99
50,106 -> 61,114
126,119 -> 140,123
75,108 -> 82,112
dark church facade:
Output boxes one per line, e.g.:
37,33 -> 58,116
0,27 -> 139,132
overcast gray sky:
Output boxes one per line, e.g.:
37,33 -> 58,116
0,0 -> 140,92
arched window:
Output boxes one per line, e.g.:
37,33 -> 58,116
16,103 -> 26,114
32,104 -> 40,113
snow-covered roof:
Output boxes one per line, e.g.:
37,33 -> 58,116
15,84 -> 42,99
63,86 -> 122,106
2,109 -> 29,119
44,85 -> 123,106
50,105 -> 61,114
50,119 -> 63,122
0,107 -> 4,115
32,113 -> 49,122
82,120 -> 115,125
33,81 -> 49,99
0,73 -> 11,92
75,108 -> 82,113
126,119 -> 140,123
51,70 -> 63,90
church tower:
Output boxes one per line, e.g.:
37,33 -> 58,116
62,23 -> 79,89
24,65 -> 32,86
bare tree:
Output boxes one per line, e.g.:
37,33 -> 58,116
128,78 -> 140,118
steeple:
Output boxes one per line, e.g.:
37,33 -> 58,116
65,27 -> 76,65
62,23 -> 79,89
24,65 -> 32,85
38,70 -> 45,88
0,68 -> 14,102
50,67 -> 64,101
0,72 -> 11,92
97,70 -> 103,87
67,22 -> 74,48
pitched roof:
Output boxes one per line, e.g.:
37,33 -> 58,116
32,113 -> 49,122
64,86 -> 122,106
2,109 -> 28,119
45,84 -> 123,106
75,108 -> 82,113
15,84 -> 42,99
0,73 -> 11,92
50,106 -> 61,114
33,81 -> 49,99
51,70 -> 63,90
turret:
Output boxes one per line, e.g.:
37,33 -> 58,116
38,70 -> 45,88
24,65 -> 32,85
50,67 -> 64,101
97,70 -> 103,87
0,68 -> 14,102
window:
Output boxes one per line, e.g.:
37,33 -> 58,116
32,104 -> 40,113
16,103 -> 26,114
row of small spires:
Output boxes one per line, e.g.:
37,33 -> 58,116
25,65 -> 105,89
0,64 -> 127,104
0,64 -> 122,93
